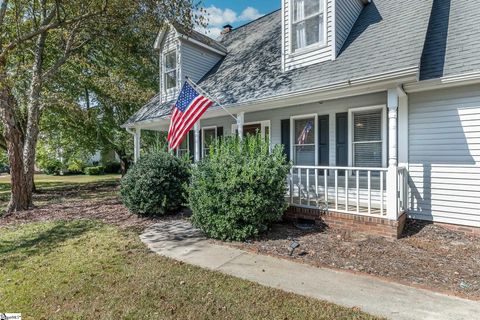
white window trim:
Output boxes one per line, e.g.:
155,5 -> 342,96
201,126 -> 217,157
289,0 -> 328,54
231,120 -> 271,141
290,114 -> 318,166
176,132 -> 189,157
347,105 -> 387,168
163,49 -> 177,94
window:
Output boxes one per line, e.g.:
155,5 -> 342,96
231,121 -> 271,142
164,50 -> 177,90
292,0 -> 326,52
177,133 -> 189,158
293,117 -> 316,165
202,127 -> 217,157
352,109 -> 384,167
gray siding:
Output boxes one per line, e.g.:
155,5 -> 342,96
335,0 -> 363,55
408,85 -> 480,227
283,0 -> 335,71
199,92 -> 386,167
180,41 -> 223,83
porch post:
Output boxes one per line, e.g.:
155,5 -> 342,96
194,122 -> 200,162
237,112 -> 244,139
134,128 -> 141,163
386,88 -> 399,219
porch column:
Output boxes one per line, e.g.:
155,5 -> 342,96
237,112 -> 244,139
386,88 -> 399,219
194,122 -> 200,162
133,128 -> 141,163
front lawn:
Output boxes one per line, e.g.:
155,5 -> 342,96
0,220 -> 378,319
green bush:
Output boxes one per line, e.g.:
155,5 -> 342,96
189,136 -> 291,241
67,158 -> 86,174
42,159 -> 64,175
120,151 -> 190,216
84,166 -> 105,175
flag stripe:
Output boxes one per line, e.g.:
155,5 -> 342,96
170,99 -> 212,149
170,101 -> 212,149
169,97 -> 209,145
167,81 -> 214,150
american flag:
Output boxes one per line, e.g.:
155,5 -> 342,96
167,81 -> 213,150
297,121 -> 313,145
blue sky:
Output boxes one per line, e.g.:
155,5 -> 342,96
197,0 -> 281,38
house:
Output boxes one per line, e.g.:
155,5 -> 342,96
123,0 -> 480,238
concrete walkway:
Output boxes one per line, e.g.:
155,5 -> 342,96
140,220 -> 480,320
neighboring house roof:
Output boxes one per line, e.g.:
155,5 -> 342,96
126,0 -> 480,126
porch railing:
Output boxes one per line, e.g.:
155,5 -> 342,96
287,165 -> 408,218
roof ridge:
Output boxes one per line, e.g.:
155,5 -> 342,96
227,8 -> 281,34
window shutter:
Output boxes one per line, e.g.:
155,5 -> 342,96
188,131 -> 194,162
318,115 -> 329,166
281,119 -> 291,162
336,113 -> 348,166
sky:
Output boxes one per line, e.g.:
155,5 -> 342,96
197,0 -> 281,38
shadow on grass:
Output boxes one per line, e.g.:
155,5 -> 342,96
0,221 -> 99,264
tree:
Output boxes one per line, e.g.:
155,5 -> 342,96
0,0 -> 206,214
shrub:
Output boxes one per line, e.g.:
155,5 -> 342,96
67,158 -> 86,174
42,159 -> 64,175
120,151 -> 190,216
189,136 -> 291,241
103,161 -> 121,174
84,166 -> 105,175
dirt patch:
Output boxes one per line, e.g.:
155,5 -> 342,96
219,220 -> 480,300
0,182 -> 182,232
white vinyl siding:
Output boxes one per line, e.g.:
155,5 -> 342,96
283,0 -> 334,71
180,41 -> 223,83
408,85 -> 480,228
335,0 -> 363,55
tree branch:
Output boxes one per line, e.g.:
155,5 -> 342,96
0,4 -> 106,61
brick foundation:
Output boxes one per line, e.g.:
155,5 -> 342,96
430,221 -> 480,237
284,206 -> 407,239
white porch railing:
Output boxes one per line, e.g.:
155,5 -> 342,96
287,165 -> 408,219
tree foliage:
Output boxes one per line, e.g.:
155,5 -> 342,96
0,0 -> 207,213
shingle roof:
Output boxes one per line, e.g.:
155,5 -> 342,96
420,0 -> 480,80
127,0 -> 480,126
172,22 -> 227,54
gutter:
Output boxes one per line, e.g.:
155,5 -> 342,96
404,71 -> 480,93
123,66 -> 419,129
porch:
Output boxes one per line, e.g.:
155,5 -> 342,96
127,87 -> 409,235
287,165 -> 408,219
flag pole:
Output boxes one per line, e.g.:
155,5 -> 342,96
185,77 -> 238,122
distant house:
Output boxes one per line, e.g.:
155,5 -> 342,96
123,0 -> 480,238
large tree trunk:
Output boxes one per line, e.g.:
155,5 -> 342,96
0,66 -> 31,213
22,33 -> 46,206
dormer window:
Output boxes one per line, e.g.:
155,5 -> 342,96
164,49 -> 177,90
292,0 -> 326,52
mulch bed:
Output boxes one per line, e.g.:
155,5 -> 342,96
0,183 -> 176,232
2,182 -> 479,300
221,220 -> 480,300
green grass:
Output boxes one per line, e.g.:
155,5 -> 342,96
0,173 -> 121,194
0,220 -> 380,320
